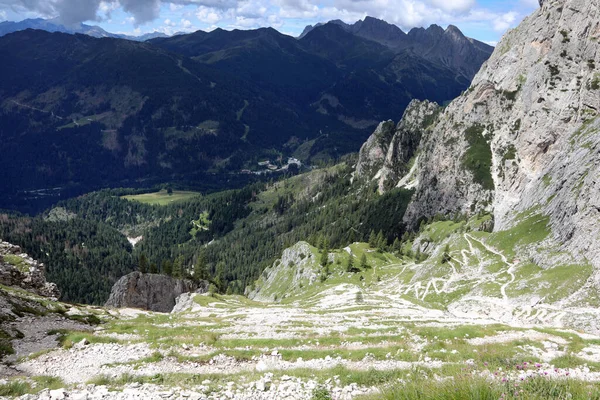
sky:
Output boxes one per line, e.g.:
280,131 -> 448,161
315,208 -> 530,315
0,0 -> 540,44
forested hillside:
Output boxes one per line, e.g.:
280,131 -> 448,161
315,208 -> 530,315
0,162 -> 416,304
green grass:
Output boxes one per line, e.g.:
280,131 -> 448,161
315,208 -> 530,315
0,376 -> 65,397
508,263 -> 593,301
503,144 -> 517,162
570,117 -> 598,145
122,190 -> 201,206
0,381 -> 31,397
1,254 -> 29,272
49,330 -> 120,349
462,124 -> 494,190
367,374 -> 600,400
421,221 -> 465,243
488,210 -> 550,257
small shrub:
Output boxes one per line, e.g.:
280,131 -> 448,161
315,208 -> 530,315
355,291 -> 364,304
311,387 -> 332,400
588,59 -> 596,70
0,381 -> 31,397
502,144 -> 517,162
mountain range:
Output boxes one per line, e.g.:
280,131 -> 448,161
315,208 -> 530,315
0,18 -> 169,41
0,17 -> 492,212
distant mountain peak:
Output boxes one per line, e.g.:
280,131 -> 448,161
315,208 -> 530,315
299,17 -> 492,80
0,17 -> 169,42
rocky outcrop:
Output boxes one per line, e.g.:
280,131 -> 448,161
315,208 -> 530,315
0,240 -> 60,299
247,242 -> 319,302
355,120 -> 395,179
359,0 -> 600,269
105,272 -> 208,313
363,100 -> 440,193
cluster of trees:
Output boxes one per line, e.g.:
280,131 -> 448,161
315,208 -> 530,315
0,161 -> 419,304
0,214 -> 135,304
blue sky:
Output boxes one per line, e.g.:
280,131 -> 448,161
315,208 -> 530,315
0,0 -> 539,44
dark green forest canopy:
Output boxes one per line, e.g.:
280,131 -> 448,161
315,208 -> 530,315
0,164 -> 414,304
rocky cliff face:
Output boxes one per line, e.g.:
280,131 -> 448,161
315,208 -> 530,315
356,100 -> 440,193
359,0 -> 600,267
105,272 -> 208,312
0,240 -> 60,299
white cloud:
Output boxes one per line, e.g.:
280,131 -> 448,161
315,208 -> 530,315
493,11 -> 517,32
0,10 -> 6,20
196,6 -> 221,24
429,0 -> 475,14
0,0 -> 532,40
181,18 -> 192,28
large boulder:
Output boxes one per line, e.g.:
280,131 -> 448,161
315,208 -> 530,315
105,272 -> 208,312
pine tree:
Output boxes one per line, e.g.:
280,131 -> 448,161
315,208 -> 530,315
138,254 -> 148,274
392,238 -> 402,253
368,230 -> 377,248
346,253 -> 357,273
149,262 -> 158,274
348,229 -> 355,244
193,250 -> 208,281
173,256 -> 184,278
360,253 -> 368,270
442,244 -> 451,264
322,238 -> 330,252
320,245 -> 329,267
376,230 -> 386,251
215,262 -> 226,292
162,260 -> 173,276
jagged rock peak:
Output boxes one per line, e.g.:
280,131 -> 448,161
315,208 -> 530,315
355,120 -> 396,179
105,272 -> 208,313
0,240 -> 60,299
355,100 -> 440,192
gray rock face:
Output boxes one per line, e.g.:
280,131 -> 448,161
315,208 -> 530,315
355,100 -> 440,193
0,240 -> 60,299
105,272 -> 208,312
360,0 -> 600,269
355,120 -> 395,179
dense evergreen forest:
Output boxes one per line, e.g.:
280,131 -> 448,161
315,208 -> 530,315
0,161 -> 416,304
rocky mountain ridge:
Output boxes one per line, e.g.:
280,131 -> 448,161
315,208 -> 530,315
300,17 -> 494,80
0,18 -> 168,41
357,0 -> 600,269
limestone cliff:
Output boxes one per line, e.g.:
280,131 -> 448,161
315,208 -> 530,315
359,0 -> 600,268
356,100 -> 440,193
105,272 -> 208,312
